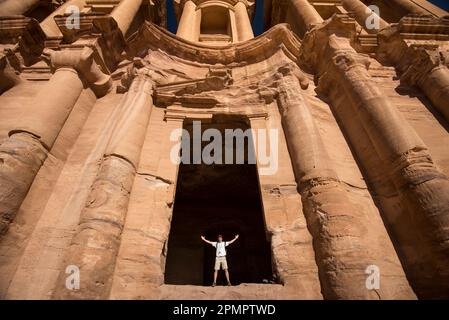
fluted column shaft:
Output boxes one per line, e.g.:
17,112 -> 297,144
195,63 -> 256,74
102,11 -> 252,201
417,65 -> 449,122
307,29 -> 449,297
40,0 -> 87,38
276,68 -> 414,299
0,0 -> 40,15
53,71 -> 154,299
110,0 -> 143,36
15,68 -> 84,148
0,68 -> 83,235
176,0 -> 198,41
397,45 -> 449,124
378,25 -> 449,135
342,0 -> 389,33
234,1 -> 254,42
0,48 -> 111,237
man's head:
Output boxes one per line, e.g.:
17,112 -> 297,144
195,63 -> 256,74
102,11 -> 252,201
218,235 -> 223,242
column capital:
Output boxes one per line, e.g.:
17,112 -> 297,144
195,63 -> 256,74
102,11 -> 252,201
274,64 -> 311,118
0,16 -> 46,66
300,15 -> 371,97
316,49 -> 371,96
275,63 -> 310,89
116,58 -> 171,93
42,47 -> 112,97
400,45 -> 449,86
300,14 -> 362,73
378,15 -> 449,86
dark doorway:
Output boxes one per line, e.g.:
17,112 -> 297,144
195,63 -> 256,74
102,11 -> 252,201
164,116 -> 273,286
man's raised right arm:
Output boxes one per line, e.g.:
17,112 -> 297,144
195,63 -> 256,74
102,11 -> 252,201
201,235 -> 214,245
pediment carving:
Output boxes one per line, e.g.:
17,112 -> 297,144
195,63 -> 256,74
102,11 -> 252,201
127,22 -> 301,66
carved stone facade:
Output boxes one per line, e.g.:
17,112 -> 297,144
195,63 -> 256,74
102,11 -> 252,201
0,0 -> 448,299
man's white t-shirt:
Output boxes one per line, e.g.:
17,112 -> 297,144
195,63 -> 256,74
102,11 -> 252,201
212,241 -> 229,257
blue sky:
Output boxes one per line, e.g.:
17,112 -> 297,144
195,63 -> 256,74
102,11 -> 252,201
166,0 -> 448,35
429,0 -> 449,10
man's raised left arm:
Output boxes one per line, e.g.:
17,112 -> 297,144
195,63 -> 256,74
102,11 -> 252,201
227,234 -> 239,245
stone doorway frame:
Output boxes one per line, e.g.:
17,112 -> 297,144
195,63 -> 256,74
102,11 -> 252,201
163,113 -> 273,286
109,104 -> 321,299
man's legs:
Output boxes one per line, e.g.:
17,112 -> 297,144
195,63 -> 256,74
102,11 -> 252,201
223,257 -> 231,285
212,257 -> 231,286
224,269 -> 231,286
213,257 -> 220,286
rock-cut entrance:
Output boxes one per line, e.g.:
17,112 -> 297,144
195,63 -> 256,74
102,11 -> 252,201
164,116 -> 273,286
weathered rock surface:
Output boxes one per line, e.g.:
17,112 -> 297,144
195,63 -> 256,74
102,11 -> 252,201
0,0 -> 448,300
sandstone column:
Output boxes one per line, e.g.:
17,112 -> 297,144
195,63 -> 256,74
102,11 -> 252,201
176,0 -> 198,41
0,0 -> 40,16
388,0 -> 428,15
286,0 -> 323,37
275,64 -> 415,299
0,54 -> 21,94
0,47 -> 111,236
301,16 -> 449,297
388,43 -> 449,125
234,1 -> 254,42
341,0 -> 389,33
109,0 -> 143,36
110,114 -> 182,299
248,114 -> 323,299
40,0 -> 87,38
413,59 -> 449,123
91,0 -> 143,71
360,15 -> 449,125
52,69 -> 154,299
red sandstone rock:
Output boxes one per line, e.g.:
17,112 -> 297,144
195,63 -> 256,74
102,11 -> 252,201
0,0 -> 448,300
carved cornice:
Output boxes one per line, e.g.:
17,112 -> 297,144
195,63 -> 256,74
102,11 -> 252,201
395,15 -> 449,38
127,22 -> 301,66
153,59 -> 311,111
154,66 -> 233,106
354,34 -> 379,54
378,15 -> 449,50
378,15 -> 449,86
0,16 -> 47,66
42,47 -> 112,97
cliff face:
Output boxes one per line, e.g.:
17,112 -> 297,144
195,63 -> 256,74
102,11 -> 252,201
0,0 -> 448,300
